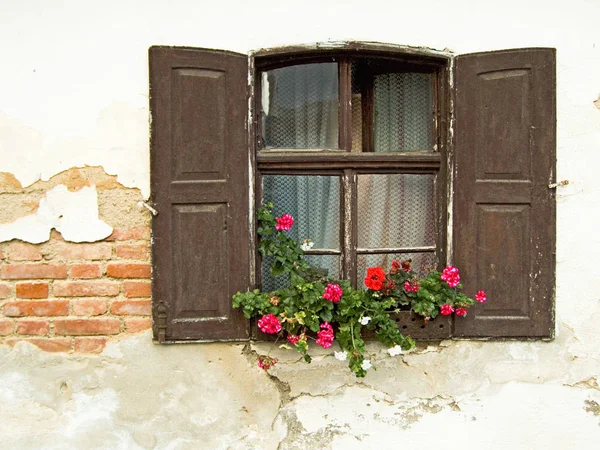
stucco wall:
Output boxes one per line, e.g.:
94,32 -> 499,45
1,0 -> 599,448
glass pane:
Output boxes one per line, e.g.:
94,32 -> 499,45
262,255 -> 340,292
262,175 -> 340,250
374,72 -> 433,152
357,252 -> 436,287
357,174 -> 435,248
261,63 -> 339,149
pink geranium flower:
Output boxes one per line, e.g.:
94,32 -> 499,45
316,322 -> 334,349
323,283 -> 343,303
275,214 -> 294,231
455,307 -> 468,317
441,265 -> 461,288
440,303 -> 454,316
475,290 -> 487,303
258,313 -> 282,334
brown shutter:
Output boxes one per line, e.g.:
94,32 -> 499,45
453,48 -> 556,338
149,46 -> 250,341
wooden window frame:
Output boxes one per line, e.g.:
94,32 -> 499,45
253,49 -> 451,295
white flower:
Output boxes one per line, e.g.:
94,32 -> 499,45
300,239 -> 314,251
387,345 -> 403,357
334,351 -> 348,361
361,359 -> 372,371
359,316 -> 371,325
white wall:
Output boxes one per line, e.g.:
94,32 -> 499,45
1,1 -> 600,448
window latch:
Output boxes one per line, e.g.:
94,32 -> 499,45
548,180 -> 569,189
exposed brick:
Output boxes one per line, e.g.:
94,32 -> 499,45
1,264 -> 67,280
16,320 -> 50,335
3,300 -> 69,317
115,244 -> 150,260
123,281 -> 151,298
0,319 -> 15,336
7,243 -> 43,261
125,318 -> 152,333
107,263 -> 151,279
0,283 -> 11,299
74,337 -> 107,354
0,248 -> 4,259
69,263 -> 102,279
53,281 -> 120,297
72,298 -> 107,316
54,318 -> 120,336
107,227 -> 151,241
110,299 -> 151,316
16,282 -> 49,299
5,338 -> 72,353
56,243 -> 112,260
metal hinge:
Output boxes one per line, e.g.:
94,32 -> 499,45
548,180 -> 569,189
157,302 -> 167,343
139,201 -> 158,216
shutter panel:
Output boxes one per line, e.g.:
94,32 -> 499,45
453,48 -> 556,338
150,46 -> 250,341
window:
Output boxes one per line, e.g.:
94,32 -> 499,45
149,43 -> 556,343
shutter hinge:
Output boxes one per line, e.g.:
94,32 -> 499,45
548,180 -> 569,189
139,201 -> 158,216
157,302 -> 167,343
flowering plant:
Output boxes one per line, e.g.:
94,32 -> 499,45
232,203 -> 487,377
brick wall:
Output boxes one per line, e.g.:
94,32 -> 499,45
0,226 -> 152,354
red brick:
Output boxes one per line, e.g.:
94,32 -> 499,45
0,283 -> 11,299
1,264 -> 67,280
3,300 -> 69,317
107,263 -> 151,279
53,281 -> 120,297
56,243 -> 112,260
54,318 -> 120,336
7,243 -> 43,261
0,319 -> 14,336
0,248 -> 4,259
123,281 -> 151,298
110,299 -> 151,316
125,318 -> 152,333
74,337 -> 107,354
16,320 -> 50,335
107,227 -> 151,241
115,244 -> 150,260
72,298 -> 107,316
69,263 -> 102,279
5,338 -> 72,353
16,282 -> 49,299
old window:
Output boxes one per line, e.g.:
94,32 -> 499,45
149,44 -> 556,342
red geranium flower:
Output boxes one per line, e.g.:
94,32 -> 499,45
401,259 -> 412,272
364,266 -> 386,291
441,265 -> 461,288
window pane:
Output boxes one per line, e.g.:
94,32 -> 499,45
262,175 -> 340,250
357,174 -> 435,248
374,73 -> 433,152
262,254 -> 340,292
357,252 -> 436,287
261,63 -> 339,149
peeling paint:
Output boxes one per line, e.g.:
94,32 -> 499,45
0,185 -> 112,244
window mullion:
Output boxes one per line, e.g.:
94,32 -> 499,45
338,58 -> 352,151
341,169 -> 357,287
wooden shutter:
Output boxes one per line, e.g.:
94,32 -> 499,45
453,48 -> 556,338
149,46 -> 250,341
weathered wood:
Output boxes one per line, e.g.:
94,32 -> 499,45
453,48 -> 556,338
149,46 -> 250,341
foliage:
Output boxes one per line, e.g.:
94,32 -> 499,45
232,203 -> 486,377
